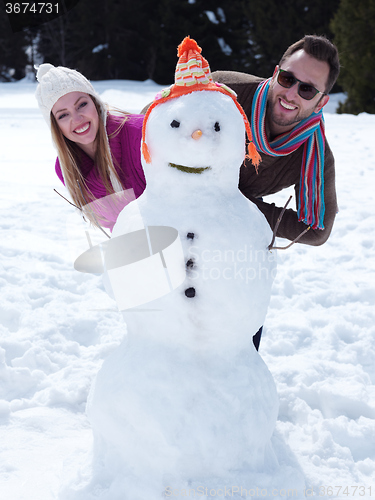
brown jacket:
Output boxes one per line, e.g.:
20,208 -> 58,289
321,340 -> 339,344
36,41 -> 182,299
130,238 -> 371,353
212,70 -> 338,246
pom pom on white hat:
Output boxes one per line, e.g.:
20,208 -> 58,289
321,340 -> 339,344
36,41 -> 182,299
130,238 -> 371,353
35,63 -> 107,126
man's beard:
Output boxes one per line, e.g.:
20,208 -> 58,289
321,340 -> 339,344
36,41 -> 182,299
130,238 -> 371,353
267,91 -> 318,129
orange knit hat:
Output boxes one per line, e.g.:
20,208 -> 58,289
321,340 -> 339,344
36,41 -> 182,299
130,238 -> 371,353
141,36 -> 261,170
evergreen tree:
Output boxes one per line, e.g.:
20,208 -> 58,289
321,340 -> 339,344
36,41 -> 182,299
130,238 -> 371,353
36,0 -> 164,81
331,0 -> 375,114
193,0 -> 256,73
151,0 -> 206,83
148,0 -> 255,83
103,0 -> 164,81
36,0 -> 106,74
0,8 -> 28,80
3,0 -> 342,85
244,0 -> 340,78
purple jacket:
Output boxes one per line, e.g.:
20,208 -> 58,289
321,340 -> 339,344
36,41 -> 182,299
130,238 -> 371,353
55,113 -> 146,230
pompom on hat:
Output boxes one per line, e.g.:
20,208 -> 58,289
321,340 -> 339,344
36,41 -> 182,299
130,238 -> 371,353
35,63 -> 107,127
142,36 -> 261,170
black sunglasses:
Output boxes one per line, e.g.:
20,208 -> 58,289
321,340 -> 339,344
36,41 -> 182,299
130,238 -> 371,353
277,68 -> 326,101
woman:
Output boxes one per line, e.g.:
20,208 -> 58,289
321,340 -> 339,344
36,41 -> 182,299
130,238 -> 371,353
35,63 -> 146,231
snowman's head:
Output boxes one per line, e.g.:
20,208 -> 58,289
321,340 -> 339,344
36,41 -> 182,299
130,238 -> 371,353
142,90 -> 247,189
141,37 -> 260,193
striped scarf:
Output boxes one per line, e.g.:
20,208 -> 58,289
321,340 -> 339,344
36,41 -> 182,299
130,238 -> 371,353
251,78 -> 326,230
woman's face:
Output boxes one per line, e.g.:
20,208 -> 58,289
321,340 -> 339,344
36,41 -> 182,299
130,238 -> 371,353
52,92 -> 100,158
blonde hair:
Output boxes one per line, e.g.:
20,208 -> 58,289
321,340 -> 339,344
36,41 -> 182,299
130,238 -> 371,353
51,96 -> 128,225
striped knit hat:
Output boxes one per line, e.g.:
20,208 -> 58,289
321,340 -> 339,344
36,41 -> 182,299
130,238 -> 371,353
141,36 -> 261,169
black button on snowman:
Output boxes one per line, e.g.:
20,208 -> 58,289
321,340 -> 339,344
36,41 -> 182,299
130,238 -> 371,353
185,232 -> 196,297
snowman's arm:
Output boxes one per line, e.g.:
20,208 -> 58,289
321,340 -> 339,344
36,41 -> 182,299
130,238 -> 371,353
241,147 -> 337,246
246,195 -> 332,246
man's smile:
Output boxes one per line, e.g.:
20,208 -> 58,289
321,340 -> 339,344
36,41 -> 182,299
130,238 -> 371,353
279,98 -> 298,111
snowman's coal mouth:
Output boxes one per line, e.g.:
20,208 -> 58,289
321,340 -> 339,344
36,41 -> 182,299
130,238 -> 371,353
169,163 -> 211,174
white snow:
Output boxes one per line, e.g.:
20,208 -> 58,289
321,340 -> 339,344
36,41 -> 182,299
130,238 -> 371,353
0,79 -> 374,500
92,44 -> 109,54
217,38 -> 233,56
216,8 -> 226,24
204,11 -> 220,24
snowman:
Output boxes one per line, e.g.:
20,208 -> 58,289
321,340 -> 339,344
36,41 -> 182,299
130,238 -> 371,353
80,37 -> 285,500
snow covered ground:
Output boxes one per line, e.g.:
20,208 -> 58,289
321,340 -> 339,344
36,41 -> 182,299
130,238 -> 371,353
0,79 -> 374,499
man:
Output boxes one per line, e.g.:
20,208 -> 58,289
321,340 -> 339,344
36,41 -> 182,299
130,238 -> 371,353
212,35 -> 340,247
213,35 -> 340,349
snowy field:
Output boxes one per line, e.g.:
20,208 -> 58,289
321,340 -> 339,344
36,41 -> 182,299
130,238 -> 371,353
0,78 -> 374,499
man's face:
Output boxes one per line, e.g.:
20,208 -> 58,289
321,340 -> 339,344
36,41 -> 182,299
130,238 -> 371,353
267,49 -> 330,137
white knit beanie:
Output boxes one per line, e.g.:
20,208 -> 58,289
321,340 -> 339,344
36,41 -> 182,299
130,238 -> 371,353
35,63 -> 107,127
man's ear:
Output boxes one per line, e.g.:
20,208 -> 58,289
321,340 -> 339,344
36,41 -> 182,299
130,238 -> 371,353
272,65 -> 279,80
315,94 -> 330,113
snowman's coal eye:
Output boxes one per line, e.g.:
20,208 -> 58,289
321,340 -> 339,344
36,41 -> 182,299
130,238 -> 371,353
171,120 -> 180,128
214,122 -> 220,132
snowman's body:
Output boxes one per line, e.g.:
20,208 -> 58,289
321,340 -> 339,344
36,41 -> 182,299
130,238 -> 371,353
86,91 -> 279,498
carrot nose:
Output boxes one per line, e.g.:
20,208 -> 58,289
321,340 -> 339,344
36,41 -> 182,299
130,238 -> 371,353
191,130 -> 203,140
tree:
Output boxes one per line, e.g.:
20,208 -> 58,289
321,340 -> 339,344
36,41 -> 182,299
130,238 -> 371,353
3,0 -> 343,85
145,0 -> 256,83
331,0 -> 375,114
34,0 -> 257,83
244,0 -> 340,78
36,0 -> 106,73
0,8 -> 28,80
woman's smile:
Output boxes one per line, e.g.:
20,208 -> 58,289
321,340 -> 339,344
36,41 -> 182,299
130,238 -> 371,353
52,92 -> 99,158
74,122 -> 91,134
